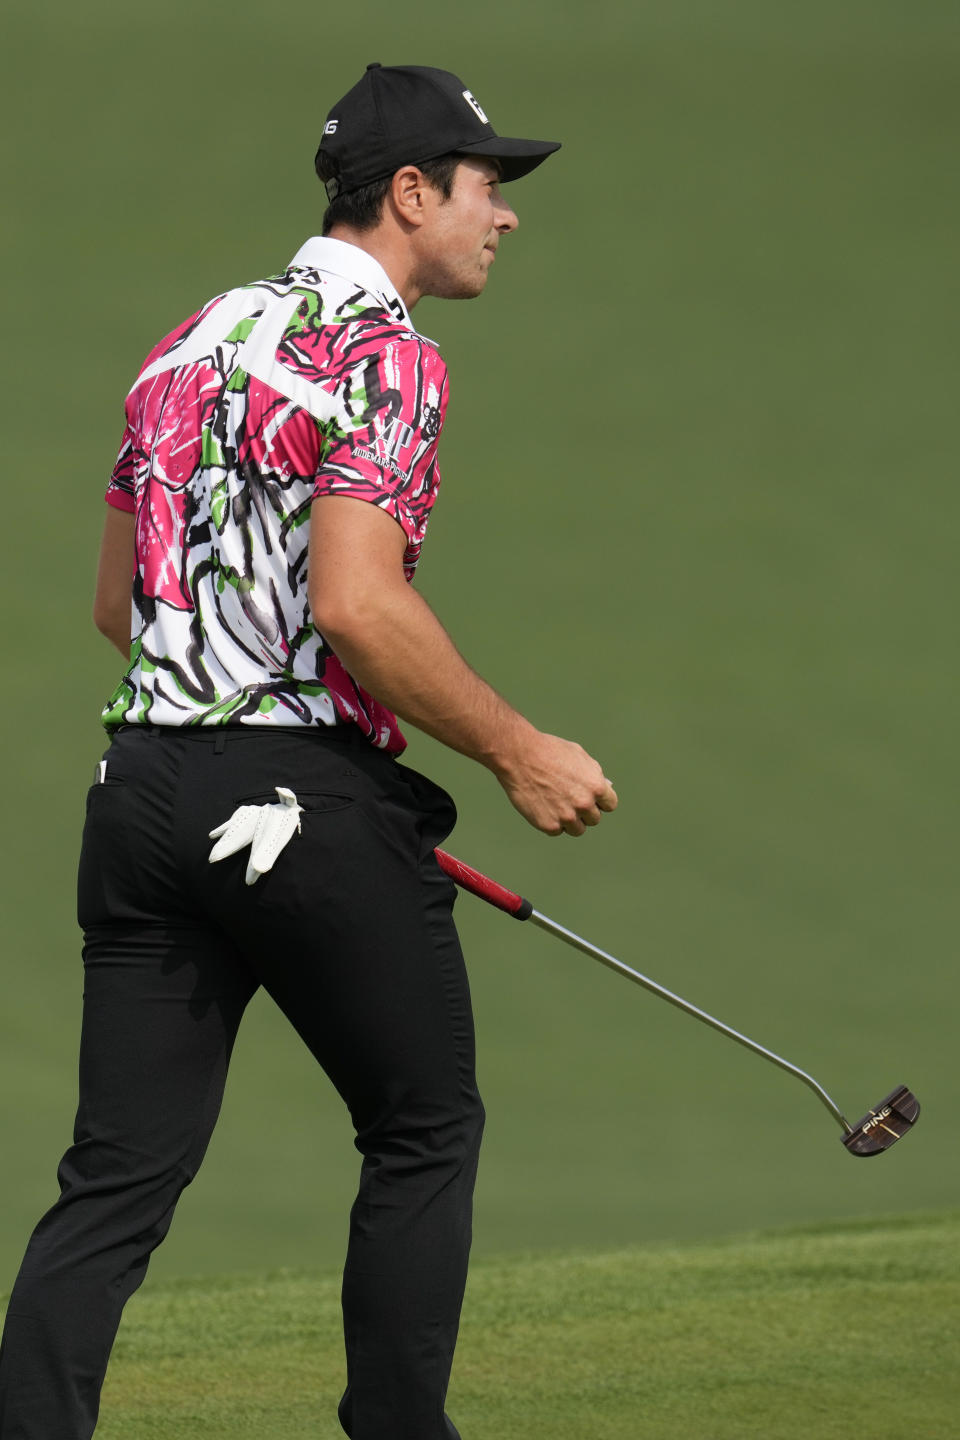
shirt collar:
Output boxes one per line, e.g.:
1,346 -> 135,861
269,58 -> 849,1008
287,236 -> 412,329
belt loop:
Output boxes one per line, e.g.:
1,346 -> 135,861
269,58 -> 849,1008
214,732 -> 226,755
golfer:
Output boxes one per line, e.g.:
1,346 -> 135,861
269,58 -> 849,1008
0,63 -> 616,1440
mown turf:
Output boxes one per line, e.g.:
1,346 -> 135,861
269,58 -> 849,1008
2,0 -> 957,1284
60,1210 -> 956,1438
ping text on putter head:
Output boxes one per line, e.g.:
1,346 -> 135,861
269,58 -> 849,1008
433,849 -> 920,1158
841,1086 -> 920,1156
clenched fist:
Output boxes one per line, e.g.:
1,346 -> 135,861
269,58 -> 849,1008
491,728 -> 618,836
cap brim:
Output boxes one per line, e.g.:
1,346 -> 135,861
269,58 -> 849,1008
454,136 -> 561,181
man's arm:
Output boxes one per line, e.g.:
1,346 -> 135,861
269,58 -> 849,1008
308,496 -> 617,837
93,507 -> 136,658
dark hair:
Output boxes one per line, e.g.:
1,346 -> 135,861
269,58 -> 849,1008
316,152 -> 461,235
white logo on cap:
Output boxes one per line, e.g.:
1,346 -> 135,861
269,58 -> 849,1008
462,90 -> 489,124
324,119 -> 339,135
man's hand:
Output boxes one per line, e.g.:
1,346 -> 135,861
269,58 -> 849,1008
488,730 -> 618,837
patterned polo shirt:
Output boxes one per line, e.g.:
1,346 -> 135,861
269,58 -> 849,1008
102,237 -> 449,752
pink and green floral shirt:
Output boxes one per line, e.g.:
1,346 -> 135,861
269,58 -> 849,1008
103,238 -> 448,752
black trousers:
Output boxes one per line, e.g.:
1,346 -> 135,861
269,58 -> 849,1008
0,725 -> 483,1440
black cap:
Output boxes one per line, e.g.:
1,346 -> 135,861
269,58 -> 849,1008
316,63 -> 561,200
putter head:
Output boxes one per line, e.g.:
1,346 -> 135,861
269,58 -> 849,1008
841,1085 -> 920,1157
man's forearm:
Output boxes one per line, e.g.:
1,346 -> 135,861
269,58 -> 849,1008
318,579 -> 534,777
307,497 -> 616,836
94,508 -> 136,658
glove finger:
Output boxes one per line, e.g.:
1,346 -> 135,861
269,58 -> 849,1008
248,807 -> 300,877
208,807 -> 259,862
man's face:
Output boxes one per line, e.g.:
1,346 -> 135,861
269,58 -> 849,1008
413,157 -> 519,300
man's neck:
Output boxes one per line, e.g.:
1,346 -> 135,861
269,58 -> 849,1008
326,225 -> 421,311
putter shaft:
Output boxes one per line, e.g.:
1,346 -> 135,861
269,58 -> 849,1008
527,909 -> 852,1135
432,848 -> 853,1135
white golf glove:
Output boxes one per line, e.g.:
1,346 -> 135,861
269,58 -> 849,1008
208,786 -> 304,886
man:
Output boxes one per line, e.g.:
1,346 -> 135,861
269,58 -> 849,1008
0,63 -> 616,1440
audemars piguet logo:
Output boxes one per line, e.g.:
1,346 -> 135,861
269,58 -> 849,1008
462,90 -> 489,124
352,413 -> 416,481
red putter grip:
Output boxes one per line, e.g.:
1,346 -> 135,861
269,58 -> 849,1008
434,849 -> 533,920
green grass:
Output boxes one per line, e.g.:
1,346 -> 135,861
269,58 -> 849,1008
40,1210 -> 952,1438
1,0 -> 958,1284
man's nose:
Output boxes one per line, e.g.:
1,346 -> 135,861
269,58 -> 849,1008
495,199 -> 519,234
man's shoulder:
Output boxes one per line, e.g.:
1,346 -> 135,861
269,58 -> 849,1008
124,251 -> 446,418
284,236 -> 444,369
284,278 -> 446,383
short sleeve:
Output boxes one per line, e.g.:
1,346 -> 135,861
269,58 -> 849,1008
105,418 -> 137,513
313,331 -> 448,544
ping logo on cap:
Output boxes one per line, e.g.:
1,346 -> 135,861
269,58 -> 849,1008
461,90 -> 489,124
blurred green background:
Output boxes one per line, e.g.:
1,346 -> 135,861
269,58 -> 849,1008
1,0 -> 956,1285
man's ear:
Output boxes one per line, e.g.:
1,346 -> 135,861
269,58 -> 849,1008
389,166 -> 430,228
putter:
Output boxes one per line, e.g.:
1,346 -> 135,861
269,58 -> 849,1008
434,849 -> 919,1157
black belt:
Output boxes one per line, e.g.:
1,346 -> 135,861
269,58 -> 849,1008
115,722 -> 364,744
